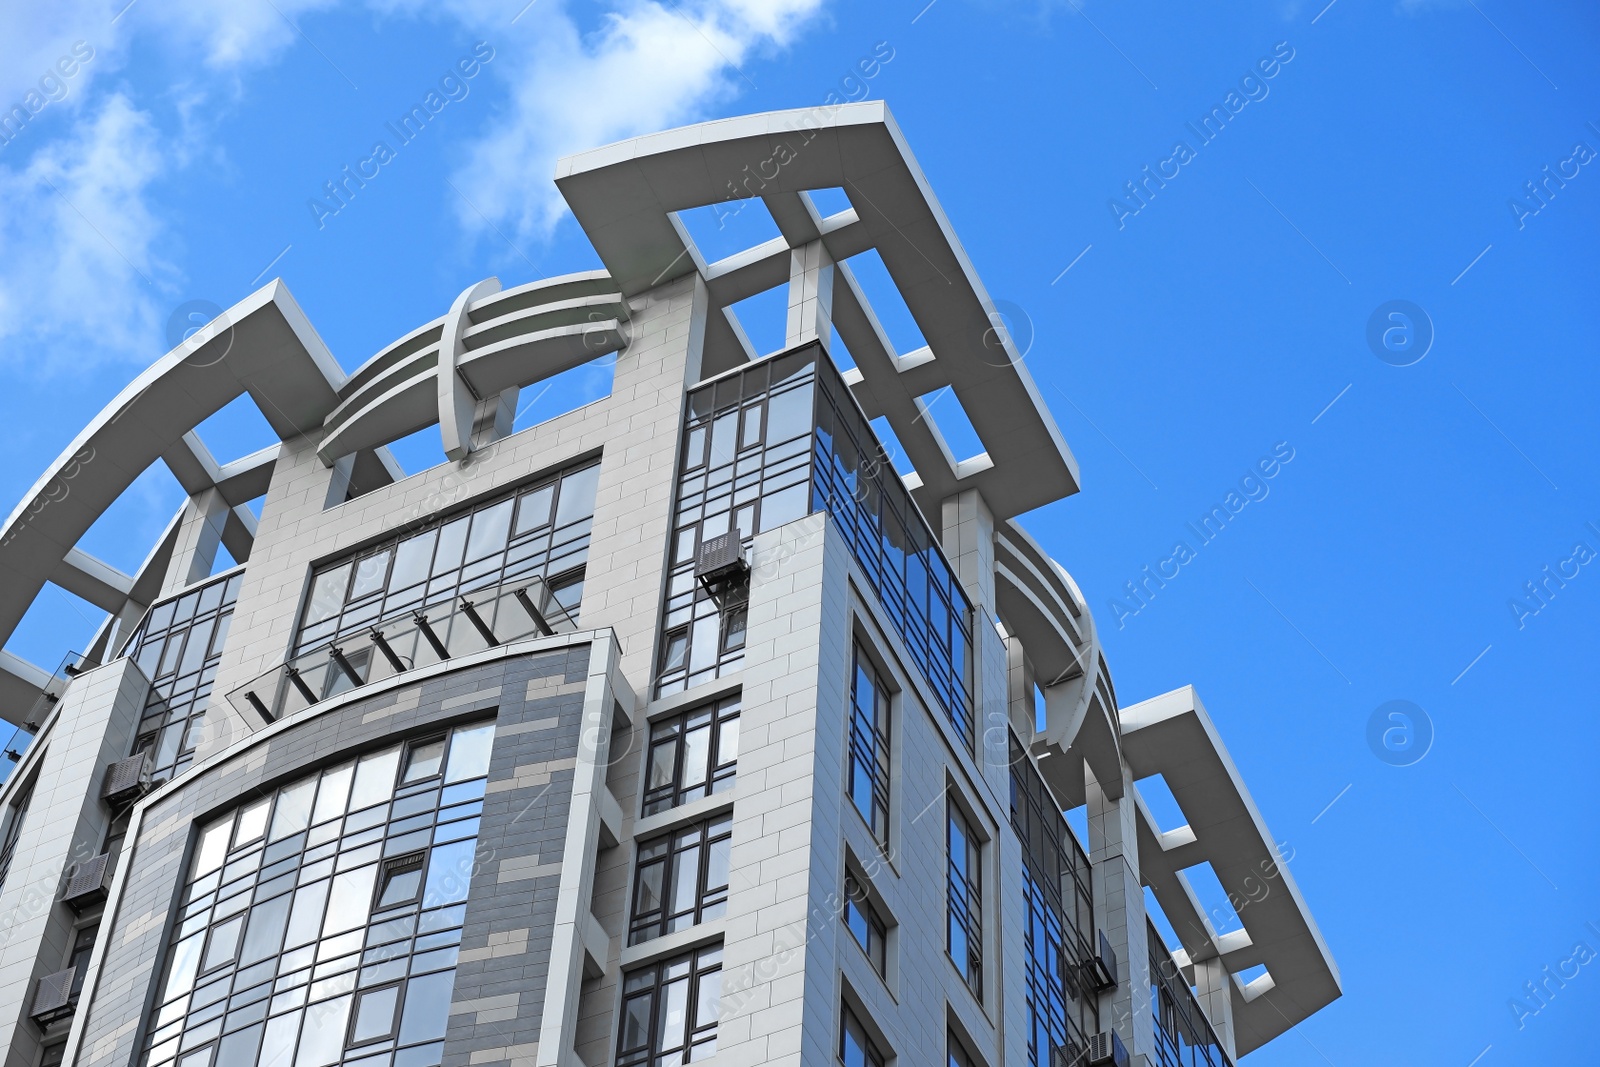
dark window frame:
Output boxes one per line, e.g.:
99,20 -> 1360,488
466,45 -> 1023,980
840,1003 -> 887,1067
843,870 -> 888,979
641,695 -> 741,815
628,814 -> 733,945
616,944 -> 723,1067
847,643 -> 892,848
947,800 -> 984,996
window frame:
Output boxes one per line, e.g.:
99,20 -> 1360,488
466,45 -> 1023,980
840,1002 -> 887,1067
946,799 -> 984,997
640,694 -> 741,815
843,870 -> 889,979
847,641 -> 893,849
628,814 -> 734,945
616,944 -> 724,1067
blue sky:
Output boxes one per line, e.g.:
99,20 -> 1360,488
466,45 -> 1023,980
2,0 -> 1598,1062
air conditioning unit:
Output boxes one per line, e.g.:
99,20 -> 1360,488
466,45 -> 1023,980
694,533 -> 748,596
59,854 -> 113,912
1091,928 -> 1119,990
29,968 -> 77,1026
101,754 -> 151,806
1086,1030 -> 1128,1067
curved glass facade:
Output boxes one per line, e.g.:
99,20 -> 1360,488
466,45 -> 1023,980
142,721 -> 496,1067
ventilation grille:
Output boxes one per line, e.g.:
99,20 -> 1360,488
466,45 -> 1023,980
694,533 -> 748,593
1086,1030 -> 1128,1067
29,968 -> 76,1025
101,754 -> 151,806
60,853 -> 112,911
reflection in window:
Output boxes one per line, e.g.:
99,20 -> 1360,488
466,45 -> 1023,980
628,815 -> 732,945
657,351 -> 817,695
1008,734 -> 1097,1063
616,945 -> 722,1067
641,695 -> 740,815
840,1005 -> 885,1067
848,647 -> 891,848
843,872 -> 888,978
123,570 -> 242,785
294,461 -> 600,659
948,1031 -> 979,1067
655,343 -> 973,753
948,802 -> 983,996
141,721 -> 495,1067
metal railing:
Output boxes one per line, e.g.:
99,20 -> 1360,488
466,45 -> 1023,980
226,576 -> 578,723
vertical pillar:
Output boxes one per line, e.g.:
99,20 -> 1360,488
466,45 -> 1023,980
1087,762 -> 1155,1060
786,241 -> 834,353
0,658 -> 148,1067
1191,957 -> 1238,1061
159,489 -> 229,596
469,387 -> 519,450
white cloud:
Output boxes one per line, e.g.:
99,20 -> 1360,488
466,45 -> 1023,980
0,94 -> 171,370
451,0 -> 827,240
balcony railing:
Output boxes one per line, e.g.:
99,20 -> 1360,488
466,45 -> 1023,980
227,575 -> 578,723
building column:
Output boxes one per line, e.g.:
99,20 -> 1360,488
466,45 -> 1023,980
159,489 -> 229,596
786,240 -> 834,353
1087,762 -> 1155,1061
1191,957 -> 1238,1061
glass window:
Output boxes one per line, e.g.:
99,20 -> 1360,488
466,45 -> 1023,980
290,461 -> 601,687
840,1005 -> 885,1067
641,695 -> 740,815
122,569 -> 241,784
376,853 -> 425,910
143,722 -> 495,1067
553,463 -> 600,528
948,802 -> 983,996
514,483 -> 554,535
349,983 -> 401,1045
401,737 -> 446,783
616,945 -> 723,1067
848,646 -> 892,848
948,1032 -> 979,1067
349,551 -> 391,602
843,872 -> 888,978
629,815 -> 732,945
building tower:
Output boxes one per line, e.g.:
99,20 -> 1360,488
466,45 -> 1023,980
0,102 -> 1338,1067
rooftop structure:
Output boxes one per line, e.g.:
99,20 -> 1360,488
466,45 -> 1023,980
0,101 -> 1337,1067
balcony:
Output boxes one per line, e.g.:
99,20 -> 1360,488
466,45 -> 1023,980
228,575 -> 580,722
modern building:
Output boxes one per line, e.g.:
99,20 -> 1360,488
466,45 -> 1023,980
0,102 -> 1338,1067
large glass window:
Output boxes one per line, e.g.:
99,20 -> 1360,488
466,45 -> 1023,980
123,570 -> 242,785
848,646 -> 891,848
641,695 -> 740,816
839,1005 -> 885,1067
141,722 -> 495,1067
947,802 -> 983,996
655,342 -> 973,754
616,944 -> 722,1066
628,815 -> 732,946
1008,734 -> 1097,1064
294,461 -> 600,658
657,352 -> 817,695
811,352 -> 973,748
